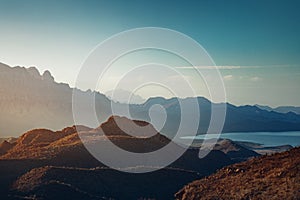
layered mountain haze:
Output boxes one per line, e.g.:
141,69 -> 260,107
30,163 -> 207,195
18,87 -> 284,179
1,63 -> 300,138
131,97 -> 300,136
1,1 -> 299,199
256,104 -> 300,115
105,89 -> 146,104
0,62 -> 112,137
0,62 -> 297,199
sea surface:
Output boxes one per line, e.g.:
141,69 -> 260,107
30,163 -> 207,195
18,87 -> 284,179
183,131 -> 300,147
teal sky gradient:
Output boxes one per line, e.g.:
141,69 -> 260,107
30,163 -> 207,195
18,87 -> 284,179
0,0 -> 299,106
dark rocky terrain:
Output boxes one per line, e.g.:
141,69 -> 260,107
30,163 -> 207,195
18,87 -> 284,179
11,166 -> 200,200
0,116 -> 240,200
175,147 -> 300,200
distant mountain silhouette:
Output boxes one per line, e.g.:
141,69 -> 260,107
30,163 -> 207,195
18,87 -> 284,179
212,139 -> 259,162
1,62 -> 300,138
130,97 -> 300,137
256,104 -> 300,115
105,89 -> 146,104
0,62 -> 112,136
175,147 -> 300,200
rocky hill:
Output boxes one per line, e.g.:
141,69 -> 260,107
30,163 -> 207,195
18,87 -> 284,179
175,147 -> 300,200
0,116 -> 171,160
0,116 -> 236,199
0,116 -> 233,172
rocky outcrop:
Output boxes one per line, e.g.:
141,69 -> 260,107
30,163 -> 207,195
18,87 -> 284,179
0,141 -> 15,155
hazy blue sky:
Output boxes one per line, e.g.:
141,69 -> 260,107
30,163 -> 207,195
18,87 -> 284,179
0,0 -> 300,106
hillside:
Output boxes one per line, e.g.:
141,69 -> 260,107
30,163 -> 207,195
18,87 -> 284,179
0,116 -> 233,173
175,147 -> 300,200
0,116 -> 236,199
11,166 -> 200,200
0,116 -> 171,160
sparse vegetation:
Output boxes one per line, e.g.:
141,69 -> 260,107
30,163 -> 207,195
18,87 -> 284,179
175,147 -> 300,200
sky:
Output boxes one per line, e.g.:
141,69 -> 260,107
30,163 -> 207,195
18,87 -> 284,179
0,0 -> 300,107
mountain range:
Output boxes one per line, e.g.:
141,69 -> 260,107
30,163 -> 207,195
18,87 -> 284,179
0,115 -> 297,199
1,62 -> 300,138
255,104 -> 300,115
0,116 -> 249,200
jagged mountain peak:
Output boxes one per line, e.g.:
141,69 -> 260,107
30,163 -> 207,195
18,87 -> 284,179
42,70 -> 54,82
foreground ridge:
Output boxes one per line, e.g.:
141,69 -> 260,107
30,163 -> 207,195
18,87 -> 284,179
175,147 -> 300,200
